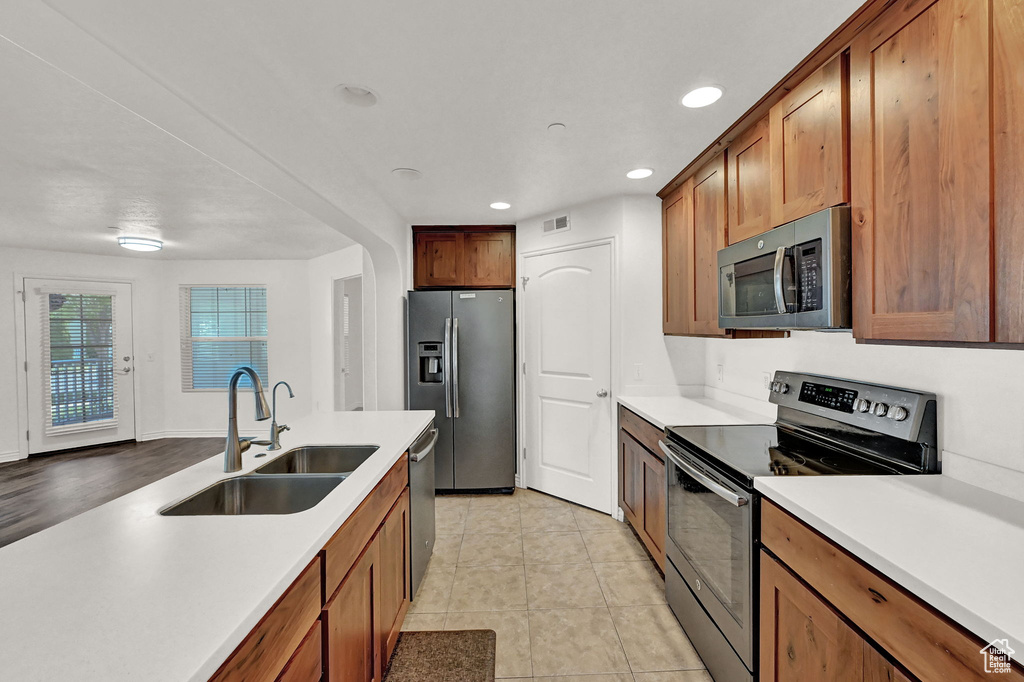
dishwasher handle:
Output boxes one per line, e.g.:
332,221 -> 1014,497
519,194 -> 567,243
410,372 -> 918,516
410,428 -> 439,462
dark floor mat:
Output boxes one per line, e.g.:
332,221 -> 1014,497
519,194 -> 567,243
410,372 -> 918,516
383,629 -> 496,682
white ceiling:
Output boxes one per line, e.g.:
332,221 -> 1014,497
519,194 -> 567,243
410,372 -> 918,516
0,36 -> 353,259
1,0 -> 864,256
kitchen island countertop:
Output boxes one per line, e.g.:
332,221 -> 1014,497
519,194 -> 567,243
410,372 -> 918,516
0,409 -> 433,682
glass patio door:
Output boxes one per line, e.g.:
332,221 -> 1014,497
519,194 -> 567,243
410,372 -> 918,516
24,279 -> 136,454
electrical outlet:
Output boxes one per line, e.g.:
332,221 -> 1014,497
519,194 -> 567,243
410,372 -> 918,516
763,372 -> 772,390
634,363 -> 643,380
717,364 -> 724,383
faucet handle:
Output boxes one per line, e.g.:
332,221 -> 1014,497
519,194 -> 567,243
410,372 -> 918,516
241,437 -> 272,450
279,424 -> 290,433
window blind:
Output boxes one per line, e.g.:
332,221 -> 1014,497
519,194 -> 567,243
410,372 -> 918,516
41,291 -> 118,435
180,286 -> 268,391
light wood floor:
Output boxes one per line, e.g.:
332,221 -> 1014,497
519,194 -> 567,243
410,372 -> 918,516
0,438 -> 223,548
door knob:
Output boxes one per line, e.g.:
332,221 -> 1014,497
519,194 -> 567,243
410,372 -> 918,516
596,389 -> 608,398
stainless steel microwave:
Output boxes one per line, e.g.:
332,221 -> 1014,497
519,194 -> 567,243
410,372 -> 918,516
718,206 -> 851,330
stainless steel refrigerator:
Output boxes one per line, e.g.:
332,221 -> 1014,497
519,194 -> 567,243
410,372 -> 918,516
406,289 -> 515,491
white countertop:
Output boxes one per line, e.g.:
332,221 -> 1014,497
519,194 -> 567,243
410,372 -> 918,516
617,394 -> 771,430
0,410 -> 434,682
755,475 -> 1024,662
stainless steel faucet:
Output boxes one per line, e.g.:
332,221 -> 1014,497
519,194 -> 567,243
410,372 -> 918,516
267,381 -> 294,451
224,367 -> 272,472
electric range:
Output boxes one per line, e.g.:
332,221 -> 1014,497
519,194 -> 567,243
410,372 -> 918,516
659,371 -> 938,682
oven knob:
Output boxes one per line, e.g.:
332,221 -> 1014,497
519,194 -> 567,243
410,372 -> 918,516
777,382 -> 790,395
853,398 -> 871,413
871,402 -> 889,417
770,382 -> 780,393
887,406 -> 908,421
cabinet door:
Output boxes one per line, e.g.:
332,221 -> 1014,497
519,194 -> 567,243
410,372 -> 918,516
863,643 -> 913,682
326,538 -> 380,682
464,231 -> 514,287
378,489 -> 411,667
770,52 -> 849,226
760,551 -> 864,682
728,116 -> 773,243
850,0 -> 991,342
414,232 -> 464,288
994,0 -> 1024,342
690,154 -> 730,336
638,446 -> 665,570
618,430 -> 642,527
662,181 -> 693,335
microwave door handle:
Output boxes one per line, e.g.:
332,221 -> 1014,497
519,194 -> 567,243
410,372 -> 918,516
773,246 -> 788,314
659,441 -> 748,507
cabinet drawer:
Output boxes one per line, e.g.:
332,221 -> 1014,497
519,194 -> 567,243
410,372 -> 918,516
211,556 -> 322,682
323,456 -> 408,600
762,500 -> 1024,682
618,406 -> 663,458
277,620 -> 322,682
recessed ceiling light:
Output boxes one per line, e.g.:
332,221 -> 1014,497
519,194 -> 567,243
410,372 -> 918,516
118,237 -> 163,252
490,202 -> 511,210
626,168 -> 654,180
335,84 -> 379,107
681,86 -> 724,108
392,168 -> 423,180
548,123 -> 566,132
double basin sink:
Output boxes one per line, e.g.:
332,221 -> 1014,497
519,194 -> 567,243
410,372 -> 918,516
161,445 -> 379,516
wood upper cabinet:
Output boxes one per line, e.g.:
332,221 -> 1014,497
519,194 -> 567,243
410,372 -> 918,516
994,0 -> 1024,342
850,0 -> 992,342
464,231 -> 514,287
770,52 -> 849,226
378,489 -> 411,667
728,116 -> 772,244
760,551 -> 910,682
414,232 -> 463,288
413,227 -> 515,289
326,537 -> 381,682
662,153 -> 729,337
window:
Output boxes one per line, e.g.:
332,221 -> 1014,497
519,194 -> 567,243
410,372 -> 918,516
180,286 -> 268,391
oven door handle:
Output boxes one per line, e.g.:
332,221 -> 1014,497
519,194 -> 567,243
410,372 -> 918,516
659,441 -> 748,507
773,246 -> 788,314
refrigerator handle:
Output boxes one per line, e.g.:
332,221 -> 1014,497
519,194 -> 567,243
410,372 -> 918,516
444,317 -> 453,419
453,317 -> 460,418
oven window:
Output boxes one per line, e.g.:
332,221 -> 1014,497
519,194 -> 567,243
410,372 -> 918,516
667,462 -> 750,627
733,252 -> 780,316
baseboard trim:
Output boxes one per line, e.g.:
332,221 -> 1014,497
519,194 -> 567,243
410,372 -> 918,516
0,450 -> 24,463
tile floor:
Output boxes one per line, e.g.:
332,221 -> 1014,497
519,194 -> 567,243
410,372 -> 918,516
402,487 -> 712,682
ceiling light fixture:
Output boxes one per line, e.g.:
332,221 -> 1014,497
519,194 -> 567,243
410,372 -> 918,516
335,84 -> 379,107
626,168 -> 654,180
118,236 -> 163,252
681,86 -> 724,108
392,168 -> 423,180
490,202 -> 511,210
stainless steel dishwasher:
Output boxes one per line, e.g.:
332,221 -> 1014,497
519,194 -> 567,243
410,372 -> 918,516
409,424 -> 438,596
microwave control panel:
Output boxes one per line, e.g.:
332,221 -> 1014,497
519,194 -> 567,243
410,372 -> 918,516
795,239 -> 823,312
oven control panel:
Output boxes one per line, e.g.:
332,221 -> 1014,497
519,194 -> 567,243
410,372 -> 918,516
768,371 -> 937,443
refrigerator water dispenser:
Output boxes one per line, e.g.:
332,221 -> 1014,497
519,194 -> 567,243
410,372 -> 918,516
417,342 -> 444,384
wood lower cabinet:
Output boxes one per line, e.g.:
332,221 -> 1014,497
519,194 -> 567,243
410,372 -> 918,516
850,0 -> 992,342
761,551 -> 909,682
377,489 -> 411,667
617,406 -> 665,570
413,227 -> 515,289
770,51 -> 849,226
728,116 -> 773,244
277,621 -> 323,682
326,537 -> 380,682
761,500 -> 1024,682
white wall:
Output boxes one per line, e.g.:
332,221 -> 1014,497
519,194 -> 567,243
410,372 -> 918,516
517,195 -> 705,397
705,331 -> 1024,500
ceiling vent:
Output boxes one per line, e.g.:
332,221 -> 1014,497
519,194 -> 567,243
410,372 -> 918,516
543,214 -> 571,235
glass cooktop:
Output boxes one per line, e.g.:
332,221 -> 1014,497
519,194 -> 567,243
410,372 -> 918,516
665,424 -> 911,485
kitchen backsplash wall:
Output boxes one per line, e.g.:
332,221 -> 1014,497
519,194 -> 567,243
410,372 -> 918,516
705,331 -> 1024,501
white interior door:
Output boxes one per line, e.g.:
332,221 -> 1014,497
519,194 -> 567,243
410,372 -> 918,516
523,242 -> 612,512
24,279 -> 136,454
